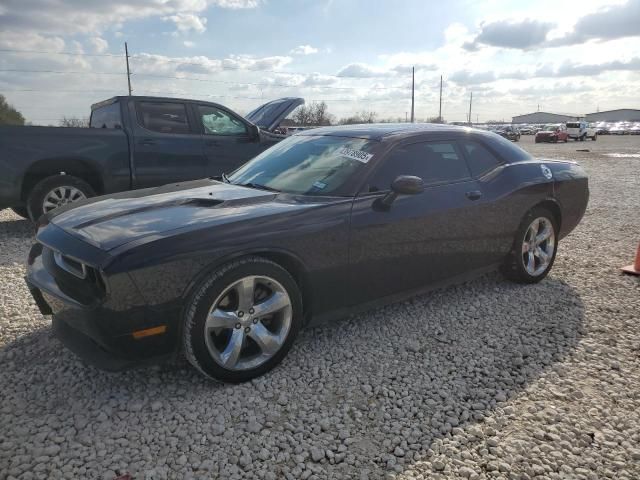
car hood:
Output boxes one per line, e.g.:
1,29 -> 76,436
245,97 -> 304,131
45,179 -> 314,252
536,131 -> 555,135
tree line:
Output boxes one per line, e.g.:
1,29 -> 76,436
1,94 -> 446,127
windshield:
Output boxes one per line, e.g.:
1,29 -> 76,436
566,122 -> 580,128
544,126 -> 557,131
228,135 -> 378,196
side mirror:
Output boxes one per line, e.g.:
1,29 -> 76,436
248,124 -> 260,140
376,175 -> 424,210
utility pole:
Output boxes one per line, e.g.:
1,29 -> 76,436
468,91 -> 473,125
410,66 -> 415,123
438,75 -> 443,122
125,42 -> 132,96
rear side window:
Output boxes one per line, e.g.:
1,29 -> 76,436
90,102 -> 122,129
369,141 -> 471,190
137,102 -> 191,134
461,141 -> 503,177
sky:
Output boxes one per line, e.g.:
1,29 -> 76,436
0,0 -> 639,124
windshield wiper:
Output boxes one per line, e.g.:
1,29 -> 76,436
221,173 -> 230,183
239,182 -> 280,193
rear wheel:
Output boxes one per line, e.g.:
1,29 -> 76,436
26,175 -> 95,221
183,257 -> 303,382
10,207 -> 29,219
501,207 -> 558,284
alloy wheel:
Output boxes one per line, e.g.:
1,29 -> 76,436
521,217 -> 555,276
42,186 -> 86,213
204,275 -> 292,371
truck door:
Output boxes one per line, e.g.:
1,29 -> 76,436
132,100 -> 206,188
193,103 -> 266,176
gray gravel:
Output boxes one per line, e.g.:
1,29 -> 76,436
1,135 -> 639,480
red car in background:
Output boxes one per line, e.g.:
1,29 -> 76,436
535,125 -> 569,143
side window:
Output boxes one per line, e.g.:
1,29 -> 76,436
90,102 -> 122,129
198,105 -> 247,135
137,102 -> 191,134
461,141 -> 503,177
368,141 -> 470,191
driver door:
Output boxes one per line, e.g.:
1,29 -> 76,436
348,139 -> 486,306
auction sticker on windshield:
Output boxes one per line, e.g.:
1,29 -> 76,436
337,148 -> 373,163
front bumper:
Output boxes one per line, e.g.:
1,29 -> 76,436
26,245 -> 180,371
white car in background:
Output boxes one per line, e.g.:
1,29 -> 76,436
566,121 -> 597,141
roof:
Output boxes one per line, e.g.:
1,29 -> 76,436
90,95 -> 227,110
586,108 -> 640,114
513,111 -> 580,118
297,122 -> 476,141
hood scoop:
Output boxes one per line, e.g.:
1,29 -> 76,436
71,197 -> 225,231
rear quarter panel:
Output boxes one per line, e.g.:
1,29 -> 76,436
0,126 -> 130,207
547,161 -> 589,238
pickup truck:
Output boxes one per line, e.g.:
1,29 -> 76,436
566,121 -> 597,141
0,95 -> 304,220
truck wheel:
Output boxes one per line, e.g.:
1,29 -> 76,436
10,207 -> 30,219
580,135 -> 585,141
26,175 -> 95,221
592,134 -> 597,141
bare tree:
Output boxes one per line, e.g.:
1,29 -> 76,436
291,102 -> 334,126
339,111 -> 378,125
425,116 -> 446,124
59,116 -> 89,128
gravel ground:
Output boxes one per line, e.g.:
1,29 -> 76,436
1,135 -> 639,480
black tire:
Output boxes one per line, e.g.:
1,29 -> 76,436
592,134 -> 597,141
501,207 -> 559,284
10,207 -> 29,219
26,175 -> 95,221
183,256 -> 303,383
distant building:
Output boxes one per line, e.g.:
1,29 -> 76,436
512,112 -> 580,124
585,109 -> 640,122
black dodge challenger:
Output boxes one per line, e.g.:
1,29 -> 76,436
26,124 -> 589,382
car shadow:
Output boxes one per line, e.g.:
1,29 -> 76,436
0,272 -> 584,478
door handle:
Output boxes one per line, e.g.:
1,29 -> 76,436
465,190 -> 482,200
139,139 -> 156,146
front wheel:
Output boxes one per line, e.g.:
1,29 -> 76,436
501,207 -> 558,284
183,257 -> 303,382
592,134 -> 597,141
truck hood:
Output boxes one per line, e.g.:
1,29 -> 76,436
45,179 -> 313,252
245,97 -> 304,131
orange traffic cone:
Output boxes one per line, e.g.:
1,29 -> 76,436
622,242 -> 640,276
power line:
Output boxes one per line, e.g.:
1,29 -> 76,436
0,47 -> 407,80
0,48 -> 123,58
0,68 -> 125,76
0,68 -> 409,91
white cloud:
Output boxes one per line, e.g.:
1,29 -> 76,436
88,37 -> 109,53
164,13 -> 208,35
337,63 -> 393,78
0,0 -> 259,36
289,45 -> 319,55
183,40 -> 196,47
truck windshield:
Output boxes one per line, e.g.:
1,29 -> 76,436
228,135 -> 378,196
566,123 -> 580,128
90,102 -> 122,129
